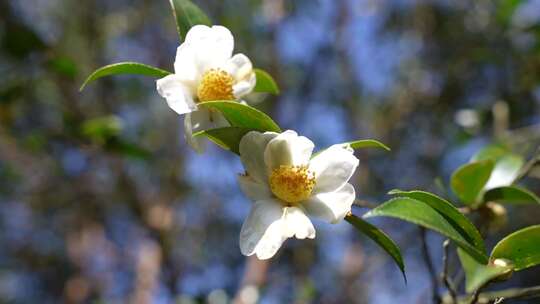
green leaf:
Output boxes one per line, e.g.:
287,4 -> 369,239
169,0 -> 212,42
80,62 -> 171,91
484,186 -> 540,205
458,248 -> 513,293
389,190 -> 485,254
312,139 -> 390,158
491,225 -> 540,271
348,139 -> 390,151
450,160 -> 494,206
82,115 -> 123,142
485,155 -> 524,190
198,101 -> 281,133
471,145 -> 525,190
497,0 -> 523,26
48,56 -> 78,79
108,139 -> 151,160
345,214 -> 406,282
3,21 -> 46,59
254,69 -> 280,94
471,145 -> 509,163
192,127 -> 252,154
364,197 -> 488,263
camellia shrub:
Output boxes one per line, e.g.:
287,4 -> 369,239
80,1 -> 540,303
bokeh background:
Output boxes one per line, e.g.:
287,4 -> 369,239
1,0 -> 540,303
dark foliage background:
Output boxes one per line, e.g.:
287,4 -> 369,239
0,0 -> 539,303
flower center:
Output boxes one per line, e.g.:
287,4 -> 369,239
269,165 -> 315,204
197,69 -> 235,102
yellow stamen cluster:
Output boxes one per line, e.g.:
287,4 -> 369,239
269,165 -> 315,205
197,69 -> 235,102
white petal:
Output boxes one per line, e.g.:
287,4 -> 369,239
173,43 -> 201,87
303,183 -> 356,224
238,174 -> 272,201
184,25 -> 211,43
309,144 -> 359,193
185,25 -> 234,72
232,73 -> 256,98
192,106 -> 229,130
239,131 -> 279,184
283,207 -> 316,239
209,109 -> 229,128
156,75 -> 197,115
208,25 -> 234,57
224,54 -> 254,82
184,113 -> 205,153
239,200 -> 287,260
184,108 -> 230,153
264,130 -> 314,170
185,25 -> 234,54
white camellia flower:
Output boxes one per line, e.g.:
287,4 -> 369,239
156,25 -> 256,152
237,130 -> 360,259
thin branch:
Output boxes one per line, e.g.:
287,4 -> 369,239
493,298 -> 504,304
468,277 -> 492,304
420,228 -> 441,304
469,290 -> 481,303
353,199 -> 378,209
452,269 -> 465,293
514,146 -> 540,182
500,123 -> 540,145
441,240 -> 457,303
462,285 -> 540,304
233,257 -> 269,304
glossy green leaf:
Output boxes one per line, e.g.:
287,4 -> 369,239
485,155 -> 524,190
471,145 -> 509,163
348,139 -> 390,151
389,190 -> 485,253
80,62 -> 171,91
364,197 -> 488,263
471,145 -> 524,189
484,186 -> 540,205
254,69 -> 280,94
450,160 -> 494,206
192,127 -> 252,154
491,225 -> 540,271
312,139 -> 390,158
458,248 -> 513,293
198,101 -> 281,133
345,214 -> 406,282
169,0 -> 212,42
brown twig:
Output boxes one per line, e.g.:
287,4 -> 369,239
233,257 -> 269,304
420,228 -> 441,304
353,199 -> 378,209
468,276 -> 492,304
514,146 -> 540,182
441,240 -> 457,303
463,285 -> 540,304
